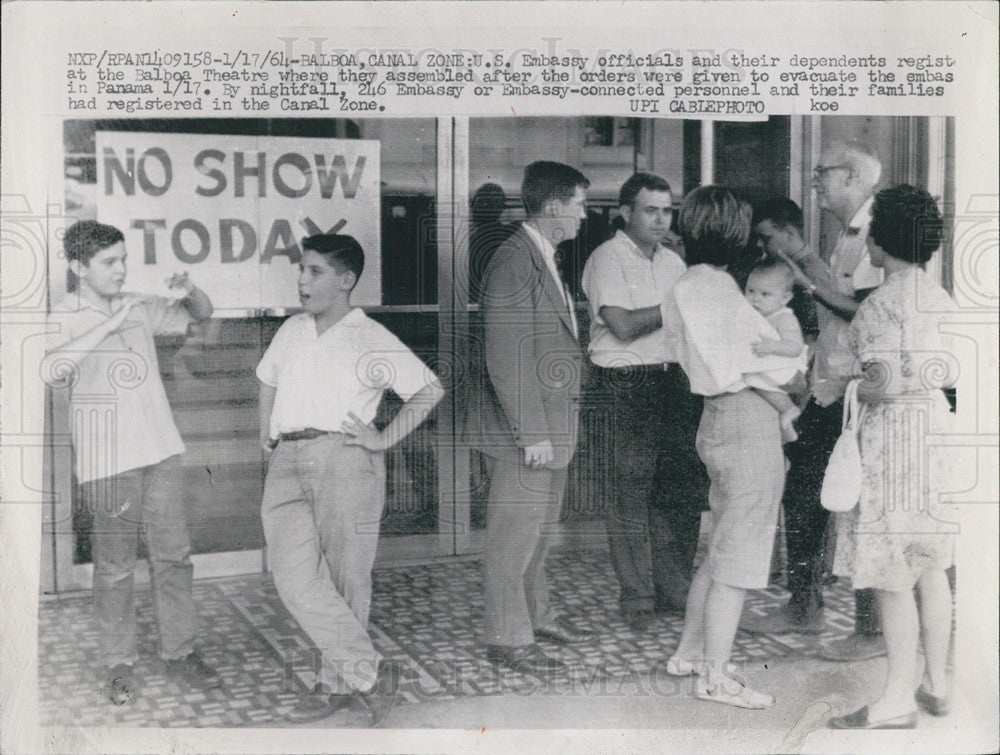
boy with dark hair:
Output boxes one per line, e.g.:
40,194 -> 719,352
257,233 -> 444,725
43,219 -> 217,704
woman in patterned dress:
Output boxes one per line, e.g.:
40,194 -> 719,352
828,185 -> 958,730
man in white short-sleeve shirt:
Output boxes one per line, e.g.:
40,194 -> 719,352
581,173 -> 709,631
256,234 -> 443,726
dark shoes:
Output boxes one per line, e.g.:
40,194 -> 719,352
534,620 -> 595,645
487,643 -> 567,675
164,651 -> 223,689
357,660 -> 402,727
739,604 -> 825,635
915,684 -> 951,717
623,609 -> 655,632
102,663 -> 136,705
285,661 -> 401,727
819,633 -> 887,662
828,705 -> 918,729
284,683 -> 353,724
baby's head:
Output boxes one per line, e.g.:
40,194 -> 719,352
745,258 -> 795,316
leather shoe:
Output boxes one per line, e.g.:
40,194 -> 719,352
357,660 -> 401,727
828,705 -> 917,729
163,651 -> 223,689
623,610 -> 655,632
535,620 -> 594,645
819,633 -> 887,662
915,684 -> 950,717
102,663 -> 136,705
739,604 -> 824,635
284,683 -> 353,724
487,644 -> 567,675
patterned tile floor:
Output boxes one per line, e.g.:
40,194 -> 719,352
38,550 -> 857,728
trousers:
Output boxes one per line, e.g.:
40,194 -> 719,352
261,434 -> 385,694
482,458 -> 567,647
783,398 -> 879,634
592,364 -> 708,612
83,454 -> 196,666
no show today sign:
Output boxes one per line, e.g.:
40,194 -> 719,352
95,131 -> 381,312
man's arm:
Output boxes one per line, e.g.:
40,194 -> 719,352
341,380 -> 446,451
778,248 -> 868,320
599,305 -> 662,342
258,382 -> 277,452
483,247 -> 551,446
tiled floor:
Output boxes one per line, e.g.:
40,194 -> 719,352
38,550 -> 857,728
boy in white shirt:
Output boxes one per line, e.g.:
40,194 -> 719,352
43,220 -> 218,704
256,233 -> 444,726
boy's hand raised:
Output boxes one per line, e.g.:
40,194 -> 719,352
165,271 -> 195,298
341,412 -> 387,451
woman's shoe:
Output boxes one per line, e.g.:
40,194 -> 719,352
695,674 -> 774,709
828,705 -> 918,729
664,657 -> 698,677
915,685 -> 950,717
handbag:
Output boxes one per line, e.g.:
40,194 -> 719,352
820,379 -> 864,512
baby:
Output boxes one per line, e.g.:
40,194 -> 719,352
745,258 -> 806,442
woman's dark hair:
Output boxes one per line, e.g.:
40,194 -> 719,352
869,184 -> 943,265
677,185 -> 752,266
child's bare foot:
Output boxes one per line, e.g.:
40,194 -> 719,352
780,407 -> 801,443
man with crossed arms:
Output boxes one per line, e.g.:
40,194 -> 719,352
581,172 -> 707,632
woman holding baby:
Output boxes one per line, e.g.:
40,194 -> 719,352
661,186 -> 807,709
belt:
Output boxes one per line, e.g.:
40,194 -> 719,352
278,428 -> 335,442
595,362 -> 674,374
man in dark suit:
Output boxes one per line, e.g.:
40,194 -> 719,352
465,161 -> 593,674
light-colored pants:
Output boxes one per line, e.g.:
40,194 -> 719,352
696,390 -> 785,590
261,434 -> 384,694
84,454 -> 196,666
482,458 -> 566,647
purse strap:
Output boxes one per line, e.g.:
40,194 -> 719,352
842,379 -> 862,434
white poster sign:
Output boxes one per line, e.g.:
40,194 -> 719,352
95,132 -> 381,311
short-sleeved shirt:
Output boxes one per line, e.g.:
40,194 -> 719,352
581,230 -> 687,367
256,308 -> 437,440
47,294 -> 191,483
811,198 -> 883,406
663,265 -> 803,397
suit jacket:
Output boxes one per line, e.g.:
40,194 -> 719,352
464,224 -> 585,469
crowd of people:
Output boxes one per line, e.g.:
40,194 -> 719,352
44,138 -> 957,730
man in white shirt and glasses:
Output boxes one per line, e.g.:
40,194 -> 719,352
742,140 -> 886,664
